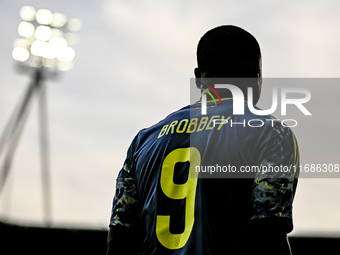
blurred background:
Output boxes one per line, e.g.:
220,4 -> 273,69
0,0 -> 339,240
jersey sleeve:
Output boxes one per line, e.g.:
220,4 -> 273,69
109,146 -> 140,227
249,120 -> 299,233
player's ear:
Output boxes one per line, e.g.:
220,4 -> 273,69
194,68 -> 201,88
194,67 -> 201,78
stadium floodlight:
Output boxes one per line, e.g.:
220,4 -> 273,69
20,6 -> 36,21
12,5 -> 81,72
2,6 -> 81,226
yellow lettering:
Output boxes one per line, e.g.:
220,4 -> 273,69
158,125 -> 169,138
206,115 -> 220,130
196,117 -> 208,132
186,118 -> 198,133
166,121 -> 178,135
176,119 -> 189,133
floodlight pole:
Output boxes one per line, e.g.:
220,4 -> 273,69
37,72 -> 52,227
0,68 -> 52,226
0,69 -> 42,190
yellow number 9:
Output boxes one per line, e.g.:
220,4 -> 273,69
156,147 -> 201,249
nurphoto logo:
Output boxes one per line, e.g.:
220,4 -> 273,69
199,84 -> 312,127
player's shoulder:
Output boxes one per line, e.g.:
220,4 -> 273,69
130,105 -> 190,147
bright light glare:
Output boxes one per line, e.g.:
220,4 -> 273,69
43,43 -> 58,59
36,9 -> 53,25
57,61 -> 74,71
49,37 -> 68,49
15,6 -> 80,71
20,6 -> 36,21
13,38 -> 29,49
18,21 -> 35,38
25,36 -> 35,45
44,37 -> 67,59
57,47 -> 75,62
66,18 -> 82,31
30,40 -> 48,57
51,28 -> 64,38
43,58 -> 57,67
12,47 -> 30,62
51,13 -> 67,27
35,25 -> 52,41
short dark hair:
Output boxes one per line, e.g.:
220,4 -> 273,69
196,25 -> 261,78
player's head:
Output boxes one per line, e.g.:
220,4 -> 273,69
195,25 -> 262,104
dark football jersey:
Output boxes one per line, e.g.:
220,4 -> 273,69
109,98 -> 299,254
